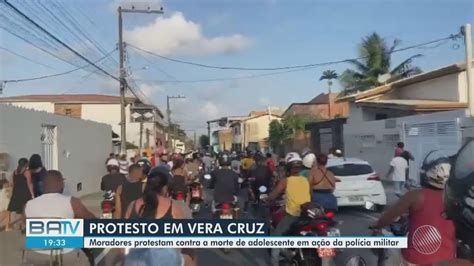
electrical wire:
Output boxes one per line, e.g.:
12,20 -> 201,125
3,48 -> 117,83
2,0 -> 118,81
0,46 -> 55,69
127,32 -> 462,71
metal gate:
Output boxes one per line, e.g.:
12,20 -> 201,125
41,125 -> 57,170
403,119 -> 461,182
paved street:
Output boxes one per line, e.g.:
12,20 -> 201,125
0,184 -> 397,266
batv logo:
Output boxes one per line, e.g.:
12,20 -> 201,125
27,219 -> 84,237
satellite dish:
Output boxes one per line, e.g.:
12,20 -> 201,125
377,73 -> 391,84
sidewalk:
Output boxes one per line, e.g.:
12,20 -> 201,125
0,192 -> 103,266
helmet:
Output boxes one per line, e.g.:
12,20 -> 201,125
302,153 -> 316,169
420,150 -> 451,190
254,151 -> 265,162
285,152 -> 302,169
445,140 -> 474,255
301,147 -> 311,157
334,149 -> 343,157
136,158 -> 152,176
106,159 -> 119,167
218,152 -> 231,166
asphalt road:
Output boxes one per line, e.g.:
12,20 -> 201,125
96,189 -> 385,266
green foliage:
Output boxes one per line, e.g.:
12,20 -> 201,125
320,70 -> 338,81
268,114 -> 309,152
340,32 -> 422,94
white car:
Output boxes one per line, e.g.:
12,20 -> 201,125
327,158 -> 386,210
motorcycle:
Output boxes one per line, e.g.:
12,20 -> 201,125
189,180 -> 203,214
214,201 -> 239,254
366,201 -> 406,266
172,191 -> 186,202
277,202 -> 339,266
251,185 -> 269,218
100,190 -> 115,219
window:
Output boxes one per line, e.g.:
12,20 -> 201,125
359,135 -> 376,147
328,163 -> 374,176
375,113 -> 388,120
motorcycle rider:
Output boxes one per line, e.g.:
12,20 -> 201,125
209,152 -> 240,216
371,150 -> 456,265
309,154 -> 340,211
248,152 -> 274,202
202,152 -> 214,173
263,152 -> 311,266
300,152 -> 316,178
443,140 -> 474,264
101,158 -> 127,192
231,151 -> 241,175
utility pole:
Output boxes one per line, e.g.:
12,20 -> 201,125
462,24 -> 474,116
118,5 -> 163,154
207,122 -> 211,150
166,95 -> 186,151
139,119 -> 144,155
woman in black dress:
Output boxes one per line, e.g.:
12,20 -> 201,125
29,154 -> 47,197
6,158 -> 33,231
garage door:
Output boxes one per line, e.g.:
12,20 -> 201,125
403,120 -> 460,182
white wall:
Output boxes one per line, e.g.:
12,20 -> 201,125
0,105 -> 111,196
81,103 -> 157,148
398,73 -> 460,101
10,102 -> 54,112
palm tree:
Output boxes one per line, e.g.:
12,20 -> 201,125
320,70 -> 339,118
340,32 -> 422,94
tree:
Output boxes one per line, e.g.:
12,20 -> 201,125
282,114 -> 307,135
320,70 -> 339,118
320,70 -> 338,90
199,135 -> 210,148
268,120 -> 290,155
340,32 -> 422,94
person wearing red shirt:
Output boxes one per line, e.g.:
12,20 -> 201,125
266,153 -> 276,173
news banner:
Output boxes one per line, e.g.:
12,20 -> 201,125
26,219 -> 407,249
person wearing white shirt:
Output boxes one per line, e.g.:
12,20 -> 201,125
387,151 -> 410,197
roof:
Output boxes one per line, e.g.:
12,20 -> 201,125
0,94 -> 136,104
336,61 -> 473,103
309,92 -> 338,104
357,99 -> 468,111
243,113 -> 281,121
0,94 -> 164,118
249,111 -> 267,117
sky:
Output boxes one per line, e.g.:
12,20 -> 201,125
1,0 -> 473,135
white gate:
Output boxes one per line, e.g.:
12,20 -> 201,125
403,119 -> 461,182
41,125 -> 57,170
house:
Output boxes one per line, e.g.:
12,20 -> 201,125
283,93 -> 349,120
335,61 -> 474,180
240,111 -> 282,152
0,104 -> 111,196
337,62 -> 471,124
0,94 -> 166,153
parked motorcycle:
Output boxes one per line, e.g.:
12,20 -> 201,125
276,202 -> 339,266
101,190 -> 115,219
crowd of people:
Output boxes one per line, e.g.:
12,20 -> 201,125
0,141 -> 473,265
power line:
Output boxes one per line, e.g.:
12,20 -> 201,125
2,0 -> 118,81
3,48 -> 117,83
126,33 -> 462,71
0,46 -> 55,69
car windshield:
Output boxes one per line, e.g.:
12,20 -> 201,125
328,163 -> 373,176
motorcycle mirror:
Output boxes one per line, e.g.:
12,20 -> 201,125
204,174 -> 212,180
258,186 -> 267,193
364,201 -> 376,211
344,256 -> 367,266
